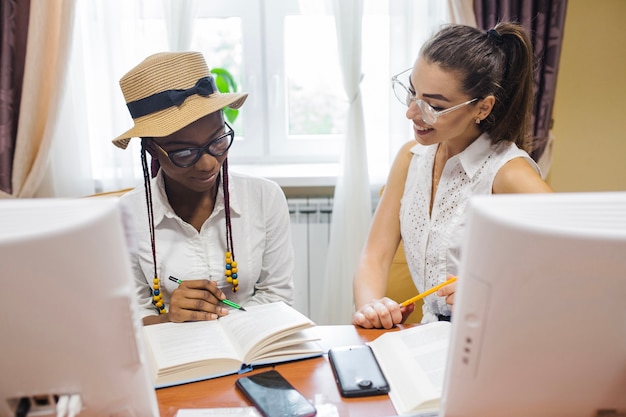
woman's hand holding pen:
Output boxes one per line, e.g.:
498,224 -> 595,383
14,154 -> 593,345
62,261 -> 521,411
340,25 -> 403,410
169,279 -> 229,323
436,276 -> 457,311
353,276 -> 457,329
352,297 -> 415,329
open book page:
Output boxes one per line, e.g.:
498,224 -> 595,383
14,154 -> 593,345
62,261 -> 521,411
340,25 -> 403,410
143,321 -> 242,374
367,321 -> 451,415
142,302 -> 321,387
252,341 -> 324,365
219,302 -> 317,362
252,328 -> 320,358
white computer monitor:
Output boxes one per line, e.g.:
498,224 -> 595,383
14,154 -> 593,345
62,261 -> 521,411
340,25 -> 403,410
0,198 -> 159,417
441,192 -> 626,417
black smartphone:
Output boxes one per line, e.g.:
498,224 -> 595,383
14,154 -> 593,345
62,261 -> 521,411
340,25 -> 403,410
328,345 -> 390,397
235,370 -> 317,417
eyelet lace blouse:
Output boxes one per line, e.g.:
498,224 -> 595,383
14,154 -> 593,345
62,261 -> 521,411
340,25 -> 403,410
399,133 -> 540,323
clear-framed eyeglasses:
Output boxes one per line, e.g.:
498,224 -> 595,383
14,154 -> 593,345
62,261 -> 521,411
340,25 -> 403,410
391,68 -> 478,125
152,122 -> 235,168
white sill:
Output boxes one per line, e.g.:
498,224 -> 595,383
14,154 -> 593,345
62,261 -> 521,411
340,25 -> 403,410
230,163 -> 340,188
229,163 -> 387,199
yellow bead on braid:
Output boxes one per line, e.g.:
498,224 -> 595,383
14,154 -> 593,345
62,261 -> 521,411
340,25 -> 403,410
225,251 -> 238,292
152,277 -> 166,314
223,160 -> 239,293
231,262 -> 239,291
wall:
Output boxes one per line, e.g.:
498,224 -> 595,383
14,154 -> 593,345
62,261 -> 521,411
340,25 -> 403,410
548,0 -> 626,191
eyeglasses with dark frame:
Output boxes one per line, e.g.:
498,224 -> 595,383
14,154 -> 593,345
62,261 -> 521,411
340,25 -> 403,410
152,122 -> 235,168
391,68 -> 478,125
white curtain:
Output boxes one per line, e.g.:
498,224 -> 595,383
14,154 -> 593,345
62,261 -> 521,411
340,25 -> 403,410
44,1 -> 146,196
315,0 -> 371,325
164,0 -> 198,51
45,0 -> 200,197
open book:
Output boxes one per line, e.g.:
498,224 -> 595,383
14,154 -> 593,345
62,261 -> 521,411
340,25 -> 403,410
367,321 -> 451,415
143,301 -> 323,388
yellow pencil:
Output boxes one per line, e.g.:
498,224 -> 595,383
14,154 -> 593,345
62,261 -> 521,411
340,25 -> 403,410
399,276 -> 457,307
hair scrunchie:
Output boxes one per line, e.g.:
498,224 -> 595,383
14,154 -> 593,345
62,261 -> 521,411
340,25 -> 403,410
487,28 -> 504,46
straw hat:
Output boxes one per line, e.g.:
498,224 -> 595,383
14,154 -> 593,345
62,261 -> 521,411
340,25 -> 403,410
113,51 -> 248,149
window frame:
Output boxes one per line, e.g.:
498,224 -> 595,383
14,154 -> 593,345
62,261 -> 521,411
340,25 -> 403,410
63,0 -> 452,195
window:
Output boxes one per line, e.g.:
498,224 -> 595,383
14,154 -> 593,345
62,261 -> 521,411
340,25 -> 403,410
66,0 -> 449,193
191,0 -> 347,162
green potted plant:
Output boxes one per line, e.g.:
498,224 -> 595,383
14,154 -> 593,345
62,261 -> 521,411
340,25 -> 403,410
210,68 -> 240,124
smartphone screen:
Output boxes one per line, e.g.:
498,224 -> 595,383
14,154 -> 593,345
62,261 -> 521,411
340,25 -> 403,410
235,370 -> 317,417
328,345 -> 390,397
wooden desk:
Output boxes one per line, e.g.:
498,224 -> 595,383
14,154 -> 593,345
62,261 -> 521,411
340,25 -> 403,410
156,324 -> 413,417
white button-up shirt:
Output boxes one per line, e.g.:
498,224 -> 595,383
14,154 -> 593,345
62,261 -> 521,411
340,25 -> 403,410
121,169 -> 295,319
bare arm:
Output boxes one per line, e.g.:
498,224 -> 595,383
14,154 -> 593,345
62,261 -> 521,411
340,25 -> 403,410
352,141 -> 416,329
493,157 -> 553,194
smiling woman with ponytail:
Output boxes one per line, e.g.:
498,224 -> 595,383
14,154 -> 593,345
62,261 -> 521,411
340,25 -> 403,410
352,22 -> 552,329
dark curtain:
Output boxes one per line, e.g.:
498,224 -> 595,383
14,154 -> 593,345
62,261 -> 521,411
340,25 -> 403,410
474,0 -> 567,162
0,0 -> 30,194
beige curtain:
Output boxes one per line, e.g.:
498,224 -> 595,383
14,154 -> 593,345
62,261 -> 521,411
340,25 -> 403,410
0,0 -> 75,198
445,0 -> 478,25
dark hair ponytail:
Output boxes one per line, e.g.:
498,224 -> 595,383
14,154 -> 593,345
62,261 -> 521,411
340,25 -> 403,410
420,22 -> 535,151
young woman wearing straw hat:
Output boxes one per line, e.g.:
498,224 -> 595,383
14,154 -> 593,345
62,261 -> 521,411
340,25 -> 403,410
113,52 -> 294,325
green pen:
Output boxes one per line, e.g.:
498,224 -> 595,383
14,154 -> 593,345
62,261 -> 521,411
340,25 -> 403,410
168,276 -> 246,311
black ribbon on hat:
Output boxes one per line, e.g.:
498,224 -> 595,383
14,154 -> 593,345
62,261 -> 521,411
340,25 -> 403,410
127,76 -> 217,119
487,28 -> 504,46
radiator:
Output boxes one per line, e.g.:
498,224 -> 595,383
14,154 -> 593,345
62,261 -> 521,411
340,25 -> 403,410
288,197 -> 333,321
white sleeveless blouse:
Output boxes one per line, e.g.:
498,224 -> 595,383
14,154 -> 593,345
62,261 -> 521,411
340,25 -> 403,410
399,134 -> 540,323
